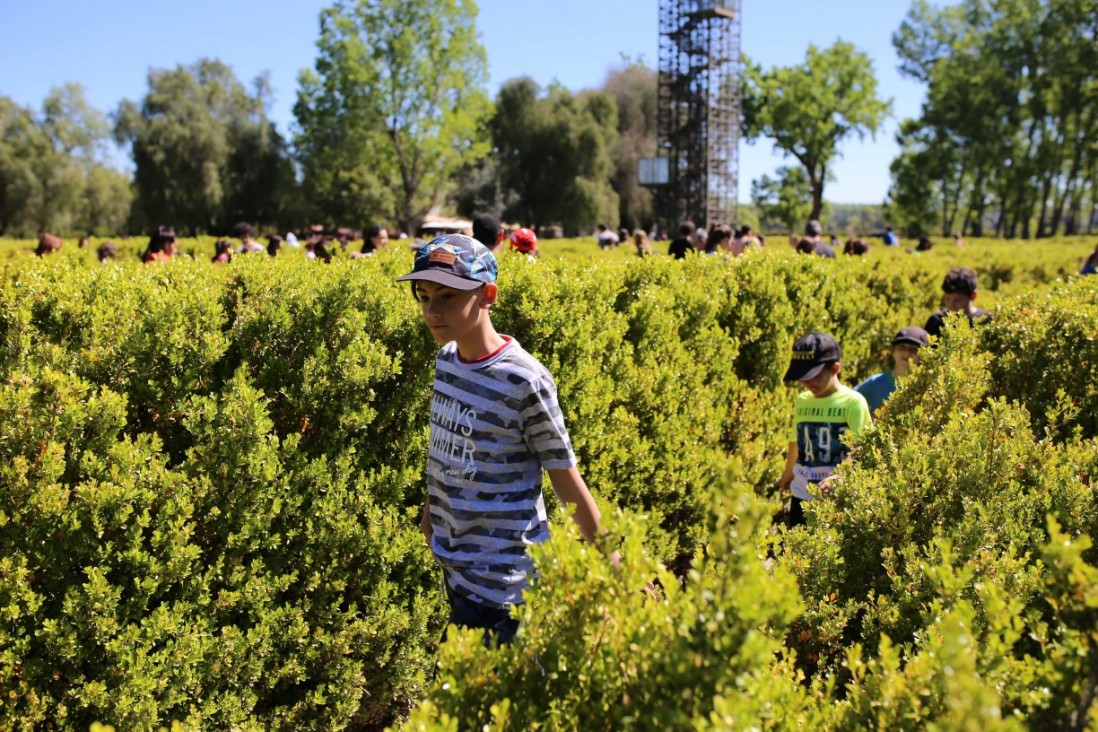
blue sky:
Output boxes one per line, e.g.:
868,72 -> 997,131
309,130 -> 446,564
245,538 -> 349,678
0,0 -> 925,204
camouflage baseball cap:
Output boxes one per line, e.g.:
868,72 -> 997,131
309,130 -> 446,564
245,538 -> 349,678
397,234 -> 498,291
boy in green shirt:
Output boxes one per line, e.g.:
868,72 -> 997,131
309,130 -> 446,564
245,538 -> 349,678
778,332 -> 872,527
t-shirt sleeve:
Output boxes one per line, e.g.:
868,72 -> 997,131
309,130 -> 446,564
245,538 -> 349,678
847,392 -> 872,435
788,394 -> 800,443
519,376 -> 577,470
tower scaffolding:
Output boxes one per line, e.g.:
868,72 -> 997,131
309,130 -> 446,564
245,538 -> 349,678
648,0 -> 742,229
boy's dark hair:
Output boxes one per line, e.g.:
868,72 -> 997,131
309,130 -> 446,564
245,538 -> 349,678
597,223 -> 608,232
705,224 -> 732,253
844,238 -> 870,255
267,234 -> 283,256
471,214 -> 500,247
805,219 -> 822,237
942,267 -> 978,296
143,225 -> 177,256
917,236 -> 933,251
678,220 -> 696,237
232,221 -> 255,239
362,224 -> 386,253
795,238 -> 816,254
96,241 -> 118,260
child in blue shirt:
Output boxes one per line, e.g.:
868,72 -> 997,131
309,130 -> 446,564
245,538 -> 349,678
855,326 -> 929,414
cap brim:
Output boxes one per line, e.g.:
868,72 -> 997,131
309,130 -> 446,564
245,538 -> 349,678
783,361 -> 826,383
396,270 -> 485,291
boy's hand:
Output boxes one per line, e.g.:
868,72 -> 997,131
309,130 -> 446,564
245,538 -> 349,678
778,469 -> 794,492
817,476 -> 840,497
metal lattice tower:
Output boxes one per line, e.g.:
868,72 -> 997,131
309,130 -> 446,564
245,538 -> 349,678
653,0 -> 742,229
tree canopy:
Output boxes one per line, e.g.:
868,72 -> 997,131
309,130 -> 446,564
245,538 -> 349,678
888,0 -> 1098,238
115,59 -> 295,235
0,85 -> 131,237
743,41 -> 891,222
491,78 -> 620,232
293,0 -> 491,233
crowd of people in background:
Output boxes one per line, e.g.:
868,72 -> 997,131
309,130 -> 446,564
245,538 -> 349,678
27,215 -> 1098,278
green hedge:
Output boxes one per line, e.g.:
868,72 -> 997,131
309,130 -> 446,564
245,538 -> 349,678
0,246 -> 1094,728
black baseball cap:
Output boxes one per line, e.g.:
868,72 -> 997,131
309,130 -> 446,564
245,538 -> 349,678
891,326 -> 929,348
783,332 -> 842,382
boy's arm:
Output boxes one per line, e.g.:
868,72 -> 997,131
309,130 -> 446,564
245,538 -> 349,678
779,442 -> 797,491
547,467 -> 601,543
420,500 -> 433,541
548,467 -> 621,570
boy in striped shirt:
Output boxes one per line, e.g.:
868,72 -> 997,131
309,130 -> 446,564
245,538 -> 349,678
398,234 -> 610,644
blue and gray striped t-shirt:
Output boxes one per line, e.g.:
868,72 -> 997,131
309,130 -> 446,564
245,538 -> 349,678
426,337 -> 576,608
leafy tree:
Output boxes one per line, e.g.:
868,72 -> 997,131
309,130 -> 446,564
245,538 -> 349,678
78,166 -> 134,235
750,166 -> 814,233
449,156 -> 510,220
294,0 -> 491,233
115,59 -> 295,235
0,98 -> 45,236
602,62 -> 658,231
891,0 -> 1098,238
0,85 -> 127,236
743,42 -> 891,221
491,78 -> 619,231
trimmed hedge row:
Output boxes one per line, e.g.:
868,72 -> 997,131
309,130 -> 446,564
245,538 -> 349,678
407,277 -> 1098,731
0,247 -> 1094,728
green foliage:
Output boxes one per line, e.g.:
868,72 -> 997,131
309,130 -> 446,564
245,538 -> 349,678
0,240 -> 1096,728
890,0 -> 1098,239
294,0 -> 491,233
751,165 -> 815,234
602,62 -> 658,231
744,41 -> 892,220
981,278 -> 1098,439
491,79 -> 620,231
402,492 -> 820,731
115,59 -> 296,235
0,85 -> 131,237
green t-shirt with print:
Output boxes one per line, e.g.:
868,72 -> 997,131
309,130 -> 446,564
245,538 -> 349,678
788,384 -> 871,500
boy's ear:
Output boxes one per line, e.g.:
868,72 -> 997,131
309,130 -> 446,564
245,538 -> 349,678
482,283 -> 499,306
970,291 -> 978,302
833,361 -> 842,375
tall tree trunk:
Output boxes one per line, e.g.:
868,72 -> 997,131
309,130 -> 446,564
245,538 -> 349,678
1050,113 -> 1088,236
1036,175 -> 1052,238
809,170 -> 824,222
943,160 -> 966,237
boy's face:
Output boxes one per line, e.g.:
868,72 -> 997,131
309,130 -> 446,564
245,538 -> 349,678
943,292 -> 975,312
414,280 -> 494,344
892,343 -> 920,374
800,363 -> 841,398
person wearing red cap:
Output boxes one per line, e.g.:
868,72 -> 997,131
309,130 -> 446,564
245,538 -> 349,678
509,227 -> 539,260
778,332 -> 871,527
